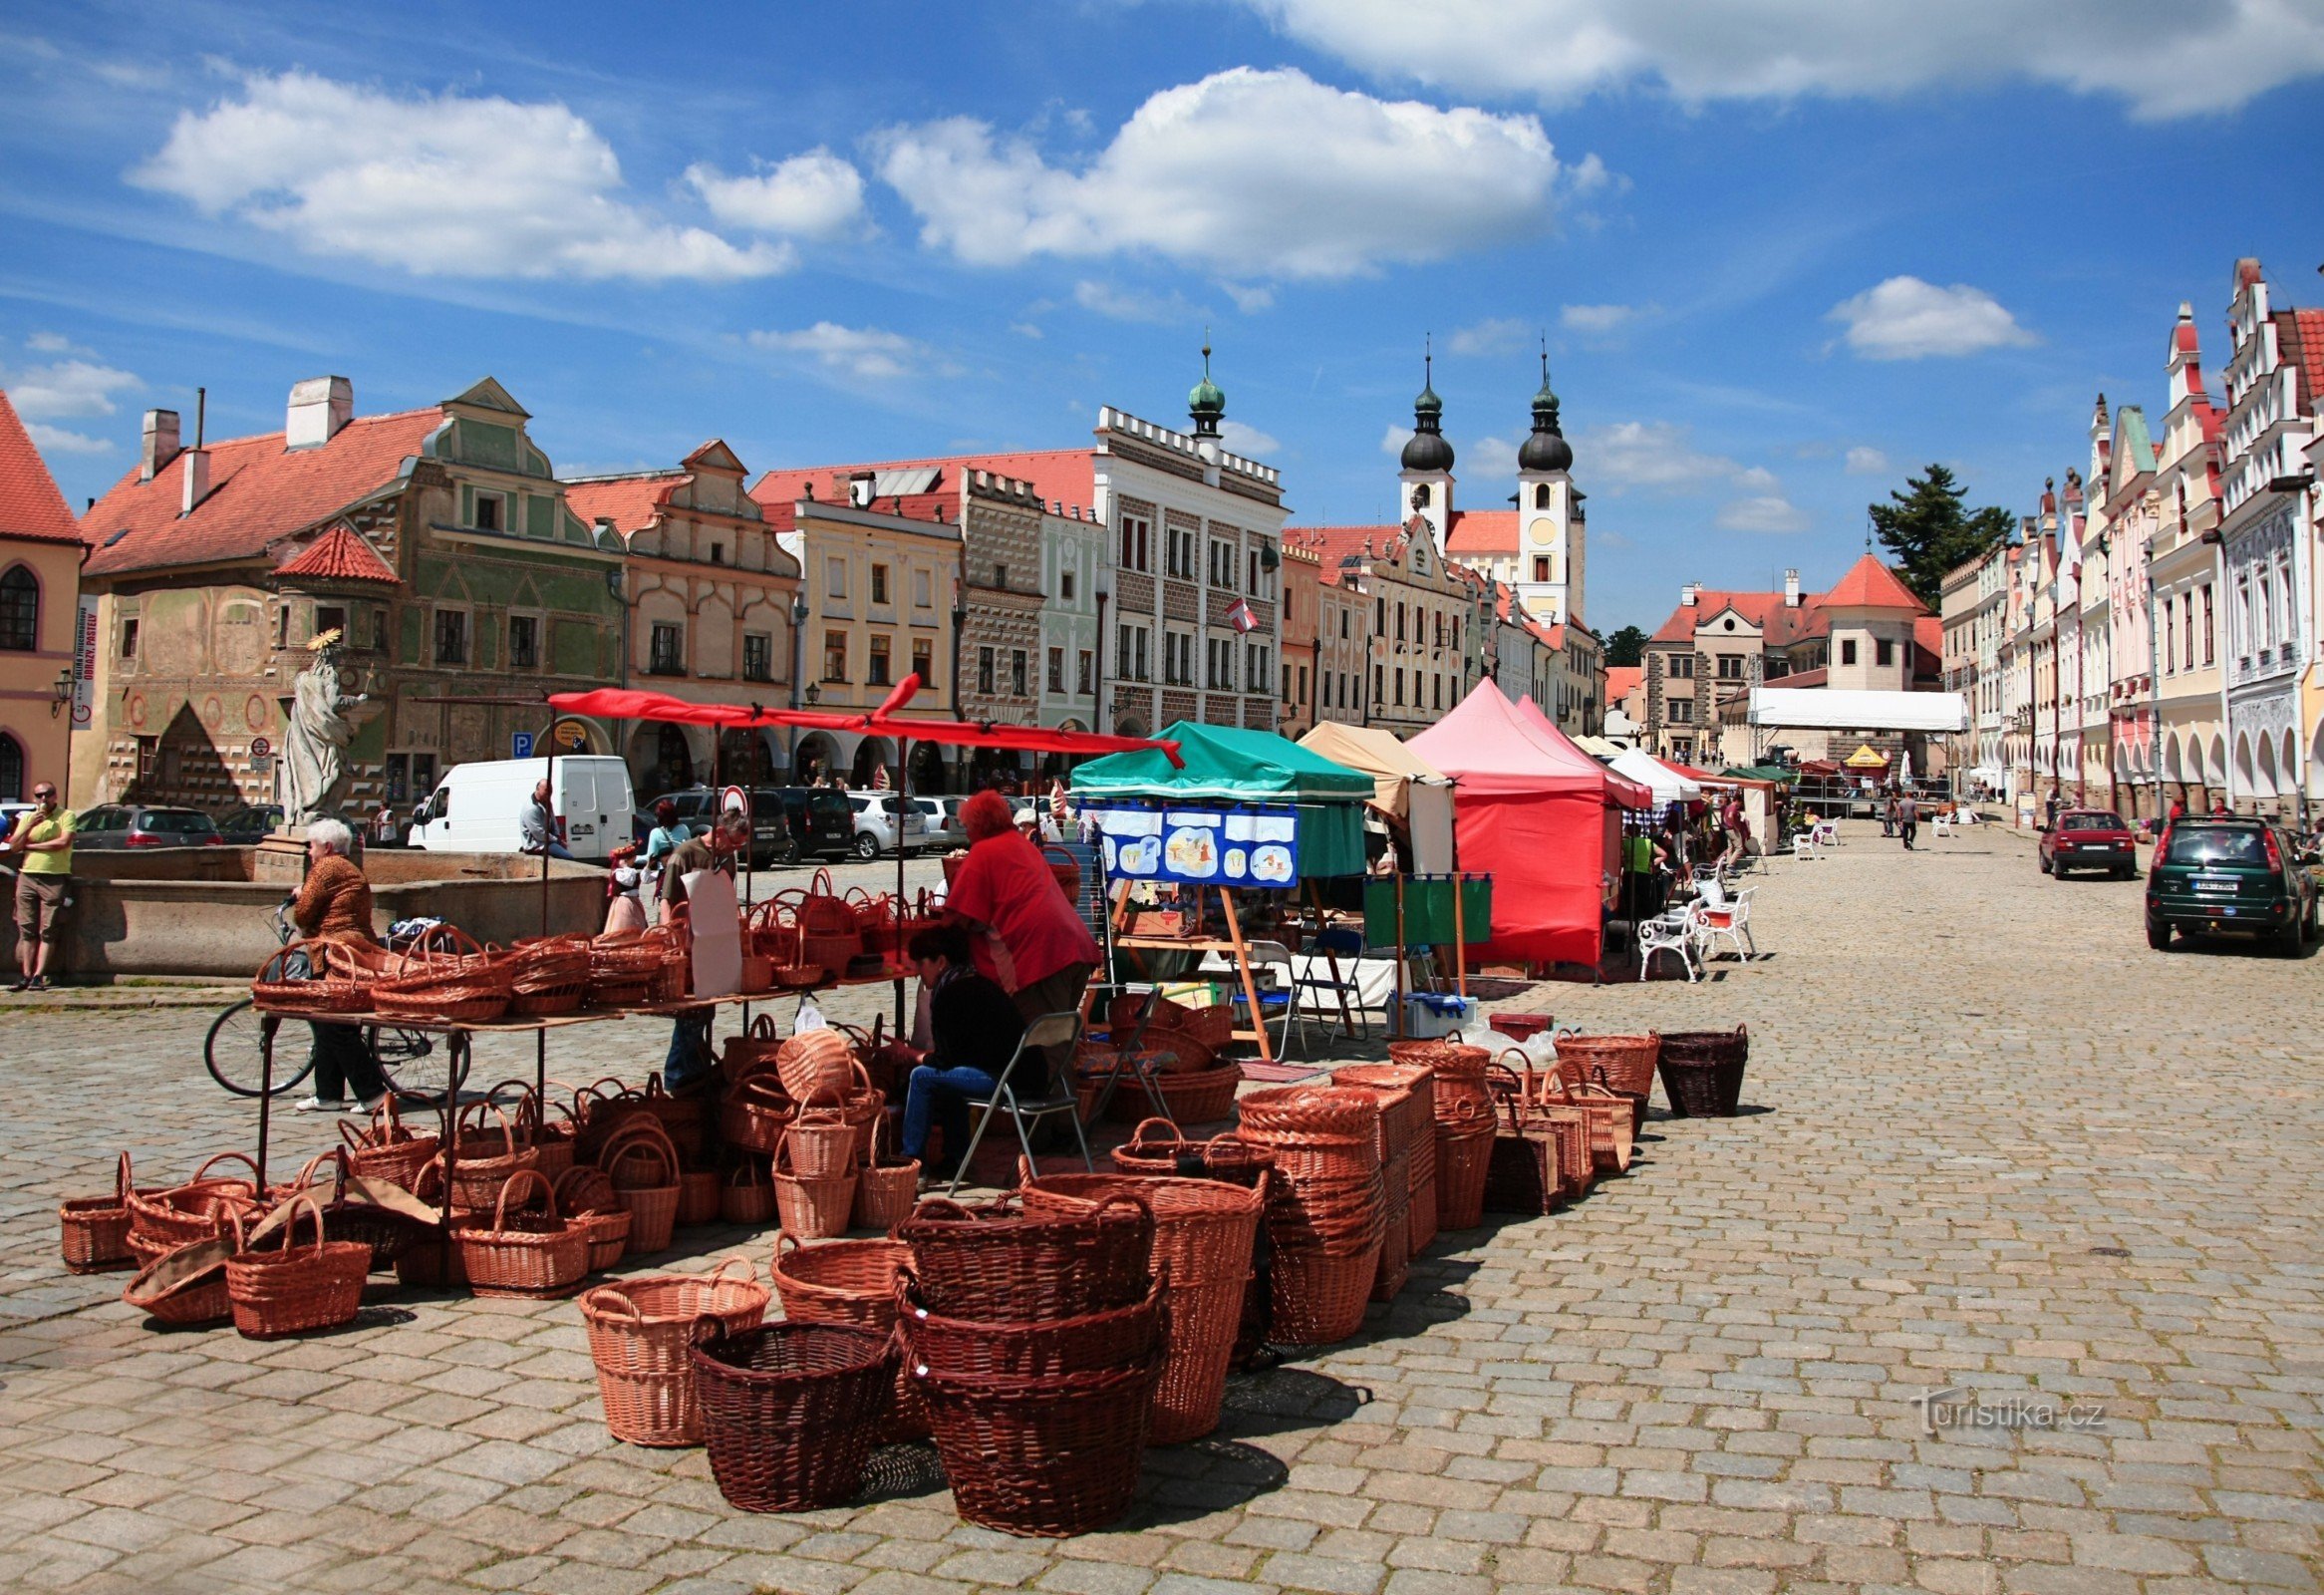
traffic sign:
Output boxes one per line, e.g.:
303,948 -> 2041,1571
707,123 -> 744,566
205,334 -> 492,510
249,736 -> 272,759
721,785 -> 749,820
512,731 -> 535,760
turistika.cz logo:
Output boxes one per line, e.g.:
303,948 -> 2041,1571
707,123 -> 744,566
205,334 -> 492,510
1912,1387 -> 2106,1436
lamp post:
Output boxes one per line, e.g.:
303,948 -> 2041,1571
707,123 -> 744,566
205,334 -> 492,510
1093,567 -> 1112,737
787,594 -> 808,777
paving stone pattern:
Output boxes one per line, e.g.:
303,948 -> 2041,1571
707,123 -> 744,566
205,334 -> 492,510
0,823 -> 2317,1594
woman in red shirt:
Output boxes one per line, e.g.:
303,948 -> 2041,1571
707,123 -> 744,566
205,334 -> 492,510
944,791 -> 1101,1073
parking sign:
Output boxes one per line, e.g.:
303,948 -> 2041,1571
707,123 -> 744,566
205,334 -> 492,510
513,731 -> 535,760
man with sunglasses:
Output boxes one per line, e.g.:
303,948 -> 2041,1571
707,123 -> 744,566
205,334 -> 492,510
5,782 -> 74,992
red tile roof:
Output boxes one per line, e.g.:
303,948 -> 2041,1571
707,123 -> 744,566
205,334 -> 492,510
1443,508 -> 1518,554
275,523 -> 398,584
0,389 -> 81,543
564,474 -> 684,538
81,409 -> 439,576
2286,309 -> 2324,417
1823,554 -> 1928,612
1605,665 -> 1642,703
1648,588 -> 1829,646
1282,524 -> 1414,586
748,449 -> 1097,529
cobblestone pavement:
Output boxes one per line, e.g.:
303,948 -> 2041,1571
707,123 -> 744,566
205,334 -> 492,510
0,822 -> 2317,1595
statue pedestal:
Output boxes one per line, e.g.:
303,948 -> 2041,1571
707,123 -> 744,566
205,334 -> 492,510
253,828 -> 310,885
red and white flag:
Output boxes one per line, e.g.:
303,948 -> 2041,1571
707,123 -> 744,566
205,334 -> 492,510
872,764 -> 891,791
1227,597 -> 1259,634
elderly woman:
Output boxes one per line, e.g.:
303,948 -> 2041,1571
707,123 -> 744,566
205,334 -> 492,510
290,818 -> 387,1113
945,790 -> 1100,1020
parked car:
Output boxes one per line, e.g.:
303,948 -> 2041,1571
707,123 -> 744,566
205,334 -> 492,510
640,787 -> 795,868
408,756 -> 634,862
2146,816 -> 2319,953
72,804 -> 226,849
918,796 -> 970,850
216,804 -> 285,843
0,800 -> 36,840
847,792 -> 928,859
2038,808 -> 2137,879
762,786 -> 859,862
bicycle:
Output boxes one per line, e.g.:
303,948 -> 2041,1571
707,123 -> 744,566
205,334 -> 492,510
203,902 -> 466,1105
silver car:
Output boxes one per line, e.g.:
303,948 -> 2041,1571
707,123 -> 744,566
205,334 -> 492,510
847,792 -> 929,859
917,796 -> 970,849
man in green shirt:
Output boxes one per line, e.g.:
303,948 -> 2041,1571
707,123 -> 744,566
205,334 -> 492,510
6,781 -> 74,991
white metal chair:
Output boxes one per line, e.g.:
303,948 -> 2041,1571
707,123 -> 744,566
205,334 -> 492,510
1811,818 -> 1840,848
1791,832 -> 1815,862
1692,886 -> 1756,962
947,1011 -> 1093,1194
1637,905 -> 1700,983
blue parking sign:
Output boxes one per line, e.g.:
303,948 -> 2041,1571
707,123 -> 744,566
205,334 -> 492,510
512,731 -> 535,760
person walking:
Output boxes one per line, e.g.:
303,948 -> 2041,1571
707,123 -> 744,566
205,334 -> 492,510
5,780 -> 74,992
520,778 -> 574,860
370,804 -> 399,848
1882,791 -> 1898,837
942,790 -> 1101,1082
1898,791 -> 1919,851
290,818 -> 388,1112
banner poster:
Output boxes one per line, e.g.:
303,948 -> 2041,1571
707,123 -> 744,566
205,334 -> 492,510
1087,801 -> 1301,889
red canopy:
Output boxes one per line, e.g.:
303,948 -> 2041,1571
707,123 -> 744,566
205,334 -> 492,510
546,677 -> 1183,767
1409,683 -> 1639,968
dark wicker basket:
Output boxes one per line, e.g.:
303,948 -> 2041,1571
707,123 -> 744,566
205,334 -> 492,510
913,1350 -> 1163,1536
1656,1025 -> 1749,1117
693,1324 -> 898,1512
898,1270 -> 1165,1382
898,1193 -> 1153,1322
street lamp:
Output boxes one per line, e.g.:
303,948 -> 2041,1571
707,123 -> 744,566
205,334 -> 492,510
1093,566 -> 1113,735
49,665 -> 72,718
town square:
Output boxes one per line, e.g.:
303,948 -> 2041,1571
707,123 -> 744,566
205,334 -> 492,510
1,4 -> 2321,1592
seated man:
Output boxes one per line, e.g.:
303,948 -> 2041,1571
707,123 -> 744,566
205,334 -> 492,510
897,922 -> 1027,1186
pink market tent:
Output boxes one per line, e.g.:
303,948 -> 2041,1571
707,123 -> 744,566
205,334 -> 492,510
1411,684 -> 1649,967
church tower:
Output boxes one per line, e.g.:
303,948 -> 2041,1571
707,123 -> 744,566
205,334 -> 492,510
1397,343 -> 1455,552
1514,349 -> 1582,624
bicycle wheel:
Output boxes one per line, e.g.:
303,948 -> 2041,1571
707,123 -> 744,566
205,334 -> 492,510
373,1027 -> 467,1108
204,1000 -> 318,1098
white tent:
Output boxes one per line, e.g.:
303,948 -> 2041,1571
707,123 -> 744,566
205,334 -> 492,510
1609,748 -> 1701,805
1748,688 -> 1967,733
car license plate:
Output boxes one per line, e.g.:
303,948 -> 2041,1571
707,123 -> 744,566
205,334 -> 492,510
2192,875 -> 2235,894
2078,843 -> 2109,850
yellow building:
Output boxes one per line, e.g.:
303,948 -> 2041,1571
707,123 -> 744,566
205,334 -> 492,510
0,391 -> 83,804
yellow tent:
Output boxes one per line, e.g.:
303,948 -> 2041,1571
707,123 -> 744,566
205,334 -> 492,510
1843,744 -> 1889,769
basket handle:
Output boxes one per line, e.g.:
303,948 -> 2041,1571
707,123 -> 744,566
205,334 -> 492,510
1128,1116 -> 1184,1146
809,867 -> 836,898
749,1013 -> 778,1041
600,1123 -> 678,1183
492,1167 -> 558,1228
278,1193 -> 327,1258
187,1150 -> 261,1187
770,1229 -> 800,1264
909,1195 -> 977,1223
710,1255 -> 755,1287
114,1150 -> 134,1203
456,1099 -> 519,1161
591,1285 -> 641,1325
726,1156 -> 768,1188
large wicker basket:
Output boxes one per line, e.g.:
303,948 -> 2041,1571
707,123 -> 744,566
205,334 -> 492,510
579,1260 -> 770,1445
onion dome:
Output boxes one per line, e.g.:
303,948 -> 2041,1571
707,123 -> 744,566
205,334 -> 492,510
1400,346 -> 1455,473
1518,350 -> 1572,474
1188,341 -> 1225,438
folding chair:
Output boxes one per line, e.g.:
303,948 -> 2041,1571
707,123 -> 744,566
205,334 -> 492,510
1228,940 -> 1300,1059
1292,926 -> 1373,1053
947,1011 -> 1093,1195
1077,982 -> 1172,1125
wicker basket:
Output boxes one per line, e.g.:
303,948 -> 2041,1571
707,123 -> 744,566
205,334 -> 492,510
677,1166 -> 722,1227
337,1099 -> 440,1191
1102,1058 -> 1242,1124
127,1151 -> 264,1256
1018,1169 -> 1263,1443
722,1076 -> 796,1158
898,1268 -> 1165,1382
913,1350 -> 1163,1537
452,1169 -> 589,1298
1109,1119 -> 1277,1188
773,1028 -> 856,1103
722,1158 -> 777,1226
1657,1025 -> 1750,1117
443,1103 -> 541,1210
600,1122 -> 681,1256
1268,1243 -> 1380,1346
771,1152 -> 856,1242
696,1323 -> 898,1512
851,1116 -> 919,1234
250,942 -> 370,1017
123,1213 -> 245,1328
371,927 -> 514,1024
579,1260 -> 770,1446
1432,1102 -> 1495,1231
1552,1031 -> 1661,1099
768,1231 -> 925,1441
781,1102 -> 856,1180
225,1196 -> 371,1340
898,1193 -> 1154,1322
507,935 -> 592,1017
60,1152 -> 139,1274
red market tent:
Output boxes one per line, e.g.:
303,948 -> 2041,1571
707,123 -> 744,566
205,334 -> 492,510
1411,684 -> 1647,967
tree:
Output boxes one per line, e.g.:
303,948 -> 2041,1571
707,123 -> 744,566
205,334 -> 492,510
1869,465 -> 2015,609
1604,624 -> 1648,667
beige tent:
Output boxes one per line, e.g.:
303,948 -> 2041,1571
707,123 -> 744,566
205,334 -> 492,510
1297,721 -> 1457,874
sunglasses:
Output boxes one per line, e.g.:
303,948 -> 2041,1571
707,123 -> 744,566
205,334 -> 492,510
33,791 -> 56,801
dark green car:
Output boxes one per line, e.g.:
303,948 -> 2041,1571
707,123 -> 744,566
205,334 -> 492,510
2146,817 -> 2318,954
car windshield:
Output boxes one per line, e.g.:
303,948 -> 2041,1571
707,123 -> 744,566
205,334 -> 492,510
2061,813 -> 2125,831
143,810 -> 213,832
2165,827 -> 2268,867
805,793 -> 850,824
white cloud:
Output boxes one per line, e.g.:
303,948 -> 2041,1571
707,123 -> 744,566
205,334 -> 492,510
4,356 -> 140,421
1446,317 -> 1531,356
26,331 -> 75,354
1380,423 -> 1414,457
25,423 -> 113,455
1009,321 -> 1044,340
873,67 -> 1566,280
1717,493 -> 1810,533
685,150 -> 867,238
1072,279 -> 1197,324
1220,282 -> 1276,314
134,70 -> 789,281
1829,275 -> 2036,359
1464,434 -> 1520,481
748,322 -> 923,381
1580,419 -> 1808,530
1845,445 -> 1890,476
1220,420 -> 1281,457
1560,302 -> 1638,337
1233,0 -> 2324,119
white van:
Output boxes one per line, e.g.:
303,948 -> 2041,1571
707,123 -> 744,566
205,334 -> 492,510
409,756 -> 634,862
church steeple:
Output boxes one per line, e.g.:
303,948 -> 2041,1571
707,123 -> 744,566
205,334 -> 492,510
1518,342 -> 1573,474
1400,338 -> 1455,474
1187,336 -> 1225,439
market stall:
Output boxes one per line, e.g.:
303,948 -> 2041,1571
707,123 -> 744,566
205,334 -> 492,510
1296,720 -> 1456,875
1411,683 -> 1650,971
1609,748 -> 1703,810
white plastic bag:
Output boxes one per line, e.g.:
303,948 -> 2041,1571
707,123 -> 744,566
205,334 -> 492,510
792,996 -> 828,1033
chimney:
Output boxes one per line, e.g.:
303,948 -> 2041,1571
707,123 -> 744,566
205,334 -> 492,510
1783,569 -> 1801,608
286,376 -> 354,449
180,447 -> 210,514
1680,582 -> 1698,607
141,409 -> 181,481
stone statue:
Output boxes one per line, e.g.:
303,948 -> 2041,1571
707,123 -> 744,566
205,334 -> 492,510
282,633 -> 369,823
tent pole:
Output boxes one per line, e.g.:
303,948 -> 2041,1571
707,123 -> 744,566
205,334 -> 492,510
1391,871 -> 1407,1040
894,739 -> 910,1034
1451,872 -> 1468,1001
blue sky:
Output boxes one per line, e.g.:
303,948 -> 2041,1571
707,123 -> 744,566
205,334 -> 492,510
5,0 -> 2323,635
